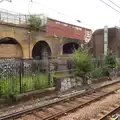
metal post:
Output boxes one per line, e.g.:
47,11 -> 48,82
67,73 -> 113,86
28,32 -> 31,58
0,13 -> 1,21
19,60 -> 22,93
19,13 -> 21,24
104,25 -> 108,56
48,59 -> 51,86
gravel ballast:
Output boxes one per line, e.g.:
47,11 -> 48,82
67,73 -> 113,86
59,89 -> 120,120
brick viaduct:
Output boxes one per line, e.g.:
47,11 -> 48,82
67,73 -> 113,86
0,22 -> 80,59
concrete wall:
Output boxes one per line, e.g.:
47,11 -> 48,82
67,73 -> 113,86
55,76 -> 83,92
0,23 -> 81,58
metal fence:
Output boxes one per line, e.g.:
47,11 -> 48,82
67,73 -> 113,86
0,8 -> 47,25
0,58 -> 51,97
0,57 -> 112,97
0,58 -> 75,97
0,9 -> 27,24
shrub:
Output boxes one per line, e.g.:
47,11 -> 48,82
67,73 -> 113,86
90,67 -> 103,78
72,48 -> 93,78
102,64 -> 110,76
27,15 -> 43,31
104,51 -> 116,69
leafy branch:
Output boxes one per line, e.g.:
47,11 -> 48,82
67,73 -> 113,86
27,15 -> 46,31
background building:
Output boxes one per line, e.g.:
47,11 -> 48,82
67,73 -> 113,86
90,27 -> 120,59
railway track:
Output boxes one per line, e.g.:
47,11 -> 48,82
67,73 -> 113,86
90,103 -> 120,120
0,80 -> 120,120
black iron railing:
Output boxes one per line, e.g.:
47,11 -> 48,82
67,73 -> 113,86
0,58 -> 75,97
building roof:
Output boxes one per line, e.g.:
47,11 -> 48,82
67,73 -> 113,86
48,17 -> 91,31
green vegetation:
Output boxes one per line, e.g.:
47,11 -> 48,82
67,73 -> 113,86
27,15 -> 44,31
0,73 -> 52,98
72,48 -> 117,80
71,48 -> 93,84
104,51 -> 116,69
91,51 -> 117,79
72,48 -> 93,77
90,67 -> 103,78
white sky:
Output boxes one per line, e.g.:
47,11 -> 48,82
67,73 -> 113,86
0,0 -> 120,31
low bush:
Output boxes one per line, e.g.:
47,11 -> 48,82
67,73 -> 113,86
90,67 -> 103,78
72,48 -> 93,77
72,48 -> 93,84
104,51 -> 116,69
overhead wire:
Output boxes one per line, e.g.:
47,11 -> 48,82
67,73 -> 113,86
100,0 -> 120,14
30,0 -> 91,26
108,0 -> 120,9
30,0 -> 65,16
100,0 -> 120,27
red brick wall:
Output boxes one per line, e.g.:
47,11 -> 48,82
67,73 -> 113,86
46,18 -> 92,40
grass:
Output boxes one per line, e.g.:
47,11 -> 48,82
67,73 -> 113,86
0,71 -> 75,98
0,73 -> 52,97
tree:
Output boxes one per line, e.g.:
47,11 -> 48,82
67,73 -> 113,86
27,15 -> 44,31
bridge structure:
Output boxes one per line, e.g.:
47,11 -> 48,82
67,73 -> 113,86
0,9 -> 92,59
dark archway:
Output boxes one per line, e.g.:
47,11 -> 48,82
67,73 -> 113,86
32,41 -> 51,59
63,42 -> 79,54
0,37 -> 19,44
0,37 -> 23,57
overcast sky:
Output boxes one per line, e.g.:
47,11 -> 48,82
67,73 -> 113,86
0,0 -> 120,31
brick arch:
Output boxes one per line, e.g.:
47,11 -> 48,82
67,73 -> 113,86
61,38 -> 81,45
32,40 -> 52,59
62,42 -> 79,54
0,37 -> 23,58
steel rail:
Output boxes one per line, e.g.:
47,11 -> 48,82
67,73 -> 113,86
0,80 -> 120,120
99,105 -> 120,120
41,87 -> 120,120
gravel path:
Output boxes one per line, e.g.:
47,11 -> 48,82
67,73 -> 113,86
59,89 -> 120,120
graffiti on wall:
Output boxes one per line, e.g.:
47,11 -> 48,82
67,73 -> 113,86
84,30 -> 92,43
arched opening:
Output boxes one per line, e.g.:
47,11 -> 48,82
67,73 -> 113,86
32,41 -> 51,59
0,37 -> 23,58
63,42 -> 79,54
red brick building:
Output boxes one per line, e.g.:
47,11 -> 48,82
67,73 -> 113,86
46,18 -> 92,42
